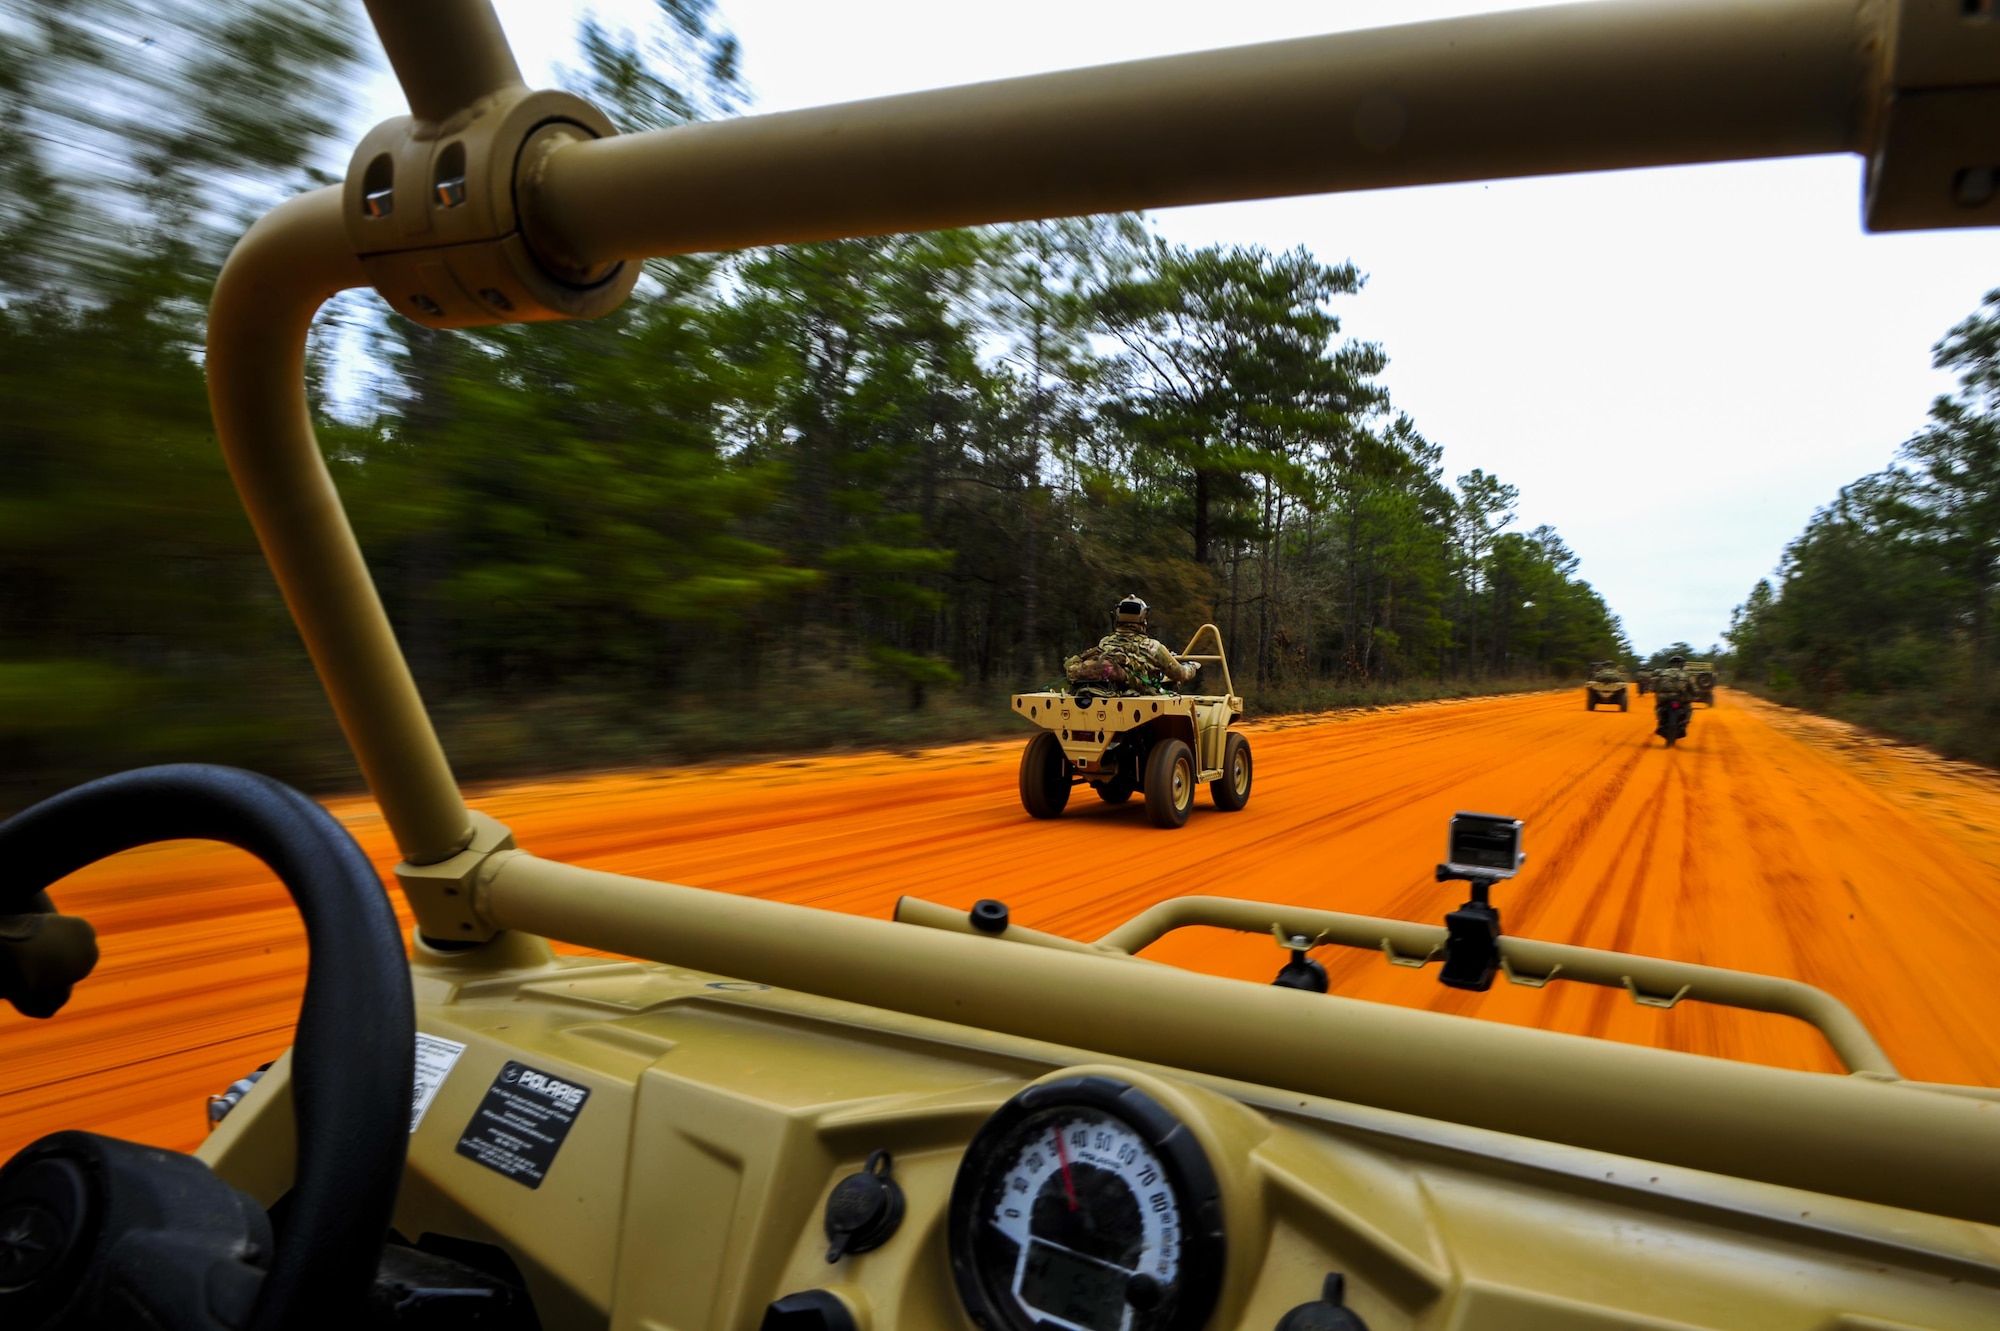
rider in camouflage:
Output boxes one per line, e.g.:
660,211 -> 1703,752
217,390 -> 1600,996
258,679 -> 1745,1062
1065,595 -> 1199,694
1652,654 -> 1695,738
1652,655 -> 1695,701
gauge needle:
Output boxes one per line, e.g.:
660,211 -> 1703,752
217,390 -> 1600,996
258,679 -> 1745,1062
1053,1130 -> 1079,1211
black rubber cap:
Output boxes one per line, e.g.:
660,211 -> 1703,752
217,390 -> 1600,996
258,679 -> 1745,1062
969,899 -> 1010,934
1277,1301 -> 1370,1331
762,1289 -> 859,1331
824,1150 -> 904,1261
1275,1273 -> 1371,1330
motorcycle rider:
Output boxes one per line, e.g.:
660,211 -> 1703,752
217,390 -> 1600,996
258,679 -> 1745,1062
1651,654 -> 1696,744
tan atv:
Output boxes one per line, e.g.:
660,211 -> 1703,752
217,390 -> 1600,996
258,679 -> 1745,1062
1013,624 -> 1249,828
1688,659 -> 1719,705
1585,664 -> 1629,712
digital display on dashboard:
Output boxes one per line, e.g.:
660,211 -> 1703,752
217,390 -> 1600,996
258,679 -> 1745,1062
1020,1238 -> 1129,1331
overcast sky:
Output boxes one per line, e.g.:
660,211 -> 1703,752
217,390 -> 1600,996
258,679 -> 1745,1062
364,0 -> 2000,652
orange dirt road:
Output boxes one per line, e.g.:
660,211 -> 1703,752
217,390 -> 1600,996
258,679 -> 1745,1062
8,687 -> 2000,1164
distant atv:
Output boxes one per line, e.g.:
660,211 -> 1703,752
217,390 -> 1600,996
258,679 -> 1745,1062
1013,624 -> 1250,829
1585,667 -> 1629,712
1634,668 -> 1654,696
1687,660 -> 1718,705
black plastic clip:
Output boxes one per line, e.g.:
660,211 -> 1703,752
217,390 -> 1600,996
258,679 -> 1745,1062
1435,865 -> 1503,993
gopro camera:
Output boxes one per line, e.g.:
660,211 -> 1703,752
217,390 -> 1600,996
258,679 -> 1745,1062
1443,811 -> 1524,880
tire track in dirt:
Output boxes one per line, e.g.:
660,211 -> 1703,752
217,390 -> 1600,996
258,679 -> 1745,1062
8,687 -> 2000,1162
1579,754 -> 1680,1043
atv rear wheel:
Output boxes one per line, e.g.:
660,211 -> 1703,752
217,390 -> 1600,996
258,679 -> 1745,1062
1144,738 -> 1195,828
1211,732 -> 1252,811
1019,732 -> 1072,818
1586,695 -> 1595,710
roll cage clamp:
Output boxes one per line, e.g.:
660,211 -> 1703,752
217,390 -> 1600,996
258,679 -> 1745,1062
343,86 -> 639,330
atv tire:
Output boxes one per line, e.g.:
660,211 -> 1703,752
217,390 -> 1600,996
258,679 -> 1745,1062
1144,738 -> 1195,829
1019,732 -> 1071,818
1211,732 -> 1252,812
1095,777 -> 1135,804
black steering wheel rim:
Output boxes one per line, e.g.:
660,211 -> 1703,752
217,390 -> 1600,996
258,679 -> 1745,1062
0,764 -> 414,1331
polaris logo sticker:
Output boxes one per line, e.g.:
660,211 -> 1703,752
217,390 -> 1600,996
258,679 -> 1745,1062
456,1059 -> 592,1188
410,1032 -> 466,1134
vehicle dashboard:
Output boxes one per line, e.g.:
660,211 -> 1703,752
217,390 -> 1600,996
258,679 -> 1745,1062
201,948 -> 2000,1331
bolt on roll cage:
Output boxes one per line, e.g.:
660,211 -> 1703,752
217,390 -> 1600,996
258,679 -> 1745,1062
199,0 -> 2000,1225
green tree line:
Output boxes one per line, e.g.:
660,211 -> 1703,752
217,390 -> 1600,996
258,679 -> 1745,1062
1728,291 -> 2000,766
1,0 -> 1629,806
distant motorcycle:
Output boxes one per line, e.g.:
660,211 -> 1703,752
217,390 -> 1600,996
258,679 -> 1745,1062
1655,698 -> 1692,747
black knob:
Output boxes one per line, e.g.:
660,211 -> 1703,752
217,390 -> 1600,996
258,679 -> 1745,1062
1275,1273 -> 1370,1330
970,899 -> 1010,934
823,1149 -> 904,1262
762,1289 -> 859,1331
1272,949 -> 1328,993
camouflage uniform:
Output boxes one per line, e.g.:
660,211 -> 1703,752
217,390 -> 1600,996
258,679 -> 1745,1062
1065,626 -> 1198,695
1590,662 -> 1624,684
1097,626 -> 1197,690
1651,667 -> 1695,702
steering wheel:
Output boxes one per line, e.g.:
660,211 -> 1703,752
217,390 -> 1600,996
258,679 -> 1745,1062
0,765 -> 413,1331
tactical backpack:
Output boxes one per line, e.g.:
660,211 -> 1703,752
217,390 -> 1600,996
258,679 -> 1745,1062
1064,647 -> 1130,687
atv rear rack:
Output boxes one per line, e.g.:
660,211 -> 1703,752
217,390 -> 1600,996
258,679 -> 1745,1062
893,893 -> 1898,1078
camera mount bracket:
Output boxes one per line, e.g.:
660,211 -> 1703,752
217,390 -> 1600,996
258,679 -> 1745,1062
1434,865 -> 1505,993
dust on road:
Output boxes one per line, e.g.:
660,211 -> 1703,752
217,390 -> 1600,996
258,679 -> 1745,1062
7,687 -> 1999,1160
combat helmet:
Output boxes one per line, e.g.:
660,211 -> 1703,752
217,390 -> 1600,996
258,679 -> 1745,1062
1114,594 -> 1149,630
1669,655 -> 1685,667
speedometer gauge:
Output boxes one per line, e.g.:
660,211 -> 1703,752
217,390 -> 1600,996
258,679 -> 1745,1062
950,1076 -> 1225,1331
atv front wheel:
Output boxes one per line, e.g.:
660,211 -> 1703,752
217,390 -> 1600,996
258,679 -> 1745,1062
1211,732 -> 1252,812
1144,738 -> 1195,829
1019,732 -> 1072,818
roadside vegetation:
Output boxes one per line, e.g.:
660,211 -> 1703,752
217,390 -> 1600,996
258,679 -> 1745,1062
423,676 -> 1563,786
0,0 -> 1627,810
1728,293 -> 2000,768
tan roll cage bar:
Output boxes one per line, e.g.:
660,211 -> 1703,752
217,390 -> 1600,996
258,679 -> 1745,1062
1178,624 -> 1235,700
200,0 -> 2000,1226
893,894 -> 1898,1078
